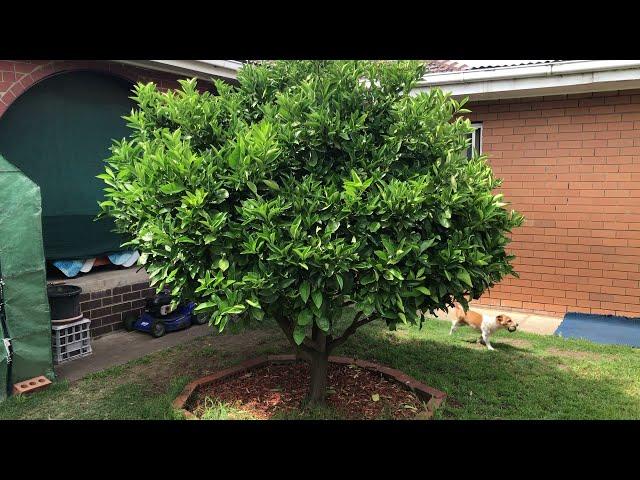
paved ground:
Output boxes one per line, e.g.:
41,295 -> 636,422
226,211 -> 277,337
432,306 -> 563,335
54,324 -> 216,382
55,307 -> 563,382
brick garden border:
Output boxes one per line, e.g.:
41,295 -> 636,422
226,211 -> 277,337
173,355 -> 447,420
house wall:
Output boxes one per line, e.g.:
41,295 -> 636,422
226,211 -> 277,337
467,90 -> 640,318
0,60 -> 192,118
0,60 -> 203,337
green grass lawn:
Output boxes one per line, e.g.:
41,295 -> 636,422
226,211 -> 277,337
1,318 -> 639,420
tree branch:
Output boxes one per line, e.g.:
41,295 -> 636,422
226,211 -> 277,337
327,313 -> 376,353
273,314 -> 314,361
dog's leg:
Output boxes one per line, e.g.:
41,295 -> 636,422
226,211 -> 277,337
481,329 -> 495,351
450,320 -> 462,335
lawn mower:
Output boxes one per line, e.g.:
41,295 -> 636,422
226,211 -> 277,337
123,289 -> 208,338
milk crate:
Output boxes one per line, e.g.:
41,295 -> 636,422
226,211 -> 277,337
52,318 -> 92,364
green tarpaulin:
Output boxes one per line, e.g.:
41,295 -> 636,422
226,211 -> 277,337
0,71 -> 135,260
0,154 -> 54,398
0,335 -> 7,402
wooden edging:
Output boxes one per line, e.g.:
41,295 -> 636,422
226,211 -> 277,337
173,354 -> 447,420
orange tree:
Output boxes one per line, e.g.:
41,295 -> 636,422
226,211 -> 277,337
99,61 -> 523,405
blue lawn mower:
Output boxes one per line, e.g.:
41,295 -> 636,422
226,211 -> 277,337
122,290 -> 208,338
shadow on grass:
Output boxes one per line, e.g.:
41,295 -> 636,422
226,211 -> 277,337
334,323 -> 640,420
458,338 -> 530,355
2,318 -> 638,420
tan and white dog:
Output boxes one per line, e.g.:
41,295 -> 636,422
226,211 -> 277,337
450,302 -> 518,351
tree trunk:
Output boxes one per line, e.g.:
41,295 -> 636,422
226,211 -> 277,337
305,324 -> 329,407
307,349 -> 329,406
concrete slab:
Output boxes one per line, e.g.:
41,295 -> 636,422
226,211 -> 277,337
431,305 -> 563,336
54,324 -> 216,382
49,266 -> 149,293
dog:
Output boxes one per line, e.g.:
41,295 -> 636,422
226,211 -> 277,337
450,302 -> 518,351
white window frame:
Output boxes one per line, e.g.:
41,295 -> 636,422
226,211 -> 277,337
468,122 -> 483,158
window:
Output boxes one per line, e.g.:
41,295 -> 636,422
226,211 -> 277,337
466,122 -> 482,159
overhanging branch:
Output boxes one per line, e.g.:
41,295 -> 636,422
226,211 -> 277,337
327,313 -> 376,352
273,314 -> 314,361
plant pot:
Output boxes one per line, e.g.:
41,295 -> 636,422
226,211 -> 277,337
47,284 -> 82,321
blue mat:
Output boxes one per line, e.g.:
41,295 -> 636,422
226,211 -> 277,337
555,312 -> 640,348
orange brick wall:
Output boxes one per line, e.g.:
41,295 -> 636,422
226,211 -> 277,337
467,90 -> 640,318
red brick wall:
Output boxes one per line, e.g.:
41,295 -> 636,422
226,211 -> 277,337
467,90 -> 640,318
78,282 -> 155,338
0,60 -> 199,118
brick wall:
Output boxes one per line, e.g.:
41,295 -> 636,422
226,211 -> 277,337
78,281 -> 155,337
0,60 -> 207,118
467,90 -> 640,318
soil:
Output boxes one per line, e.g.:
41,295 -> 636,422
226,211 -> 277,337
188,362 -> 426,420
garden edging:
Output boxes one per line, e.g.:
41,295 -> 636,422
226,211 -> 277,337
173,354 -> 447,420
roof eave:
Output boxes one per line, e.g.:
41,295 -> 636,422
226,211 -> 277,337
414,60 -> 640,101
113,60 -> 242,82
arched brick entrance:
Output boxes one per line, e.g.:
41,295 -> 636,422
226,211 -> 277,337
0,60 -> 185,118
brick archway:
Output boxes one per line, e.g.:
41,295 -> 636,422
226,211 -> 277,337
0,60 -> 184,118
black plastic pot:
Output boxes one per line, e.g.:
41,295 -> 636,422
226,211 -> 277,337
47,284 -> 82,321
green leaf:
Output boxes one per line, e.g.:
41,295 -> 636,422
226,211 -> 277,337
194,301 -> 218,312
293,325 -> 306,345
160,183 -> 185,195
456,269 -> 473,287
336,274 -> 344,290
315,315 -> 329,332
218,258 -> 230,272
388,269 -> 404,280
325,221 -> 340,236
437,213 -> 451,228
311,290 -> 323,309
368,222 -> 381,232
419,238 -> 435,253
246,299 -> 261,308
300,281 -> 310,304
416,286 -> 431,296
297,309 -> 313,326
225,304 -> 246,315
262,179 -> 280,191
361,274 -> 376,285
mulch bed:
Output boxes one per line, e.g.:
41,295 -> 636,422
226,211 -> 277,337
188,362 -> 425,420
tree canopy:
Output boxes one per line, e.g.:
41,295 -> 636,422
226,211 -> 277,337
99,60 -> 523,403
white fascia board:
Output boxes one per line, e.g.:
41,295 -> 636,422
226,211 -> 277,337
114,60 -> 242,82
414,60 -> 640,100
